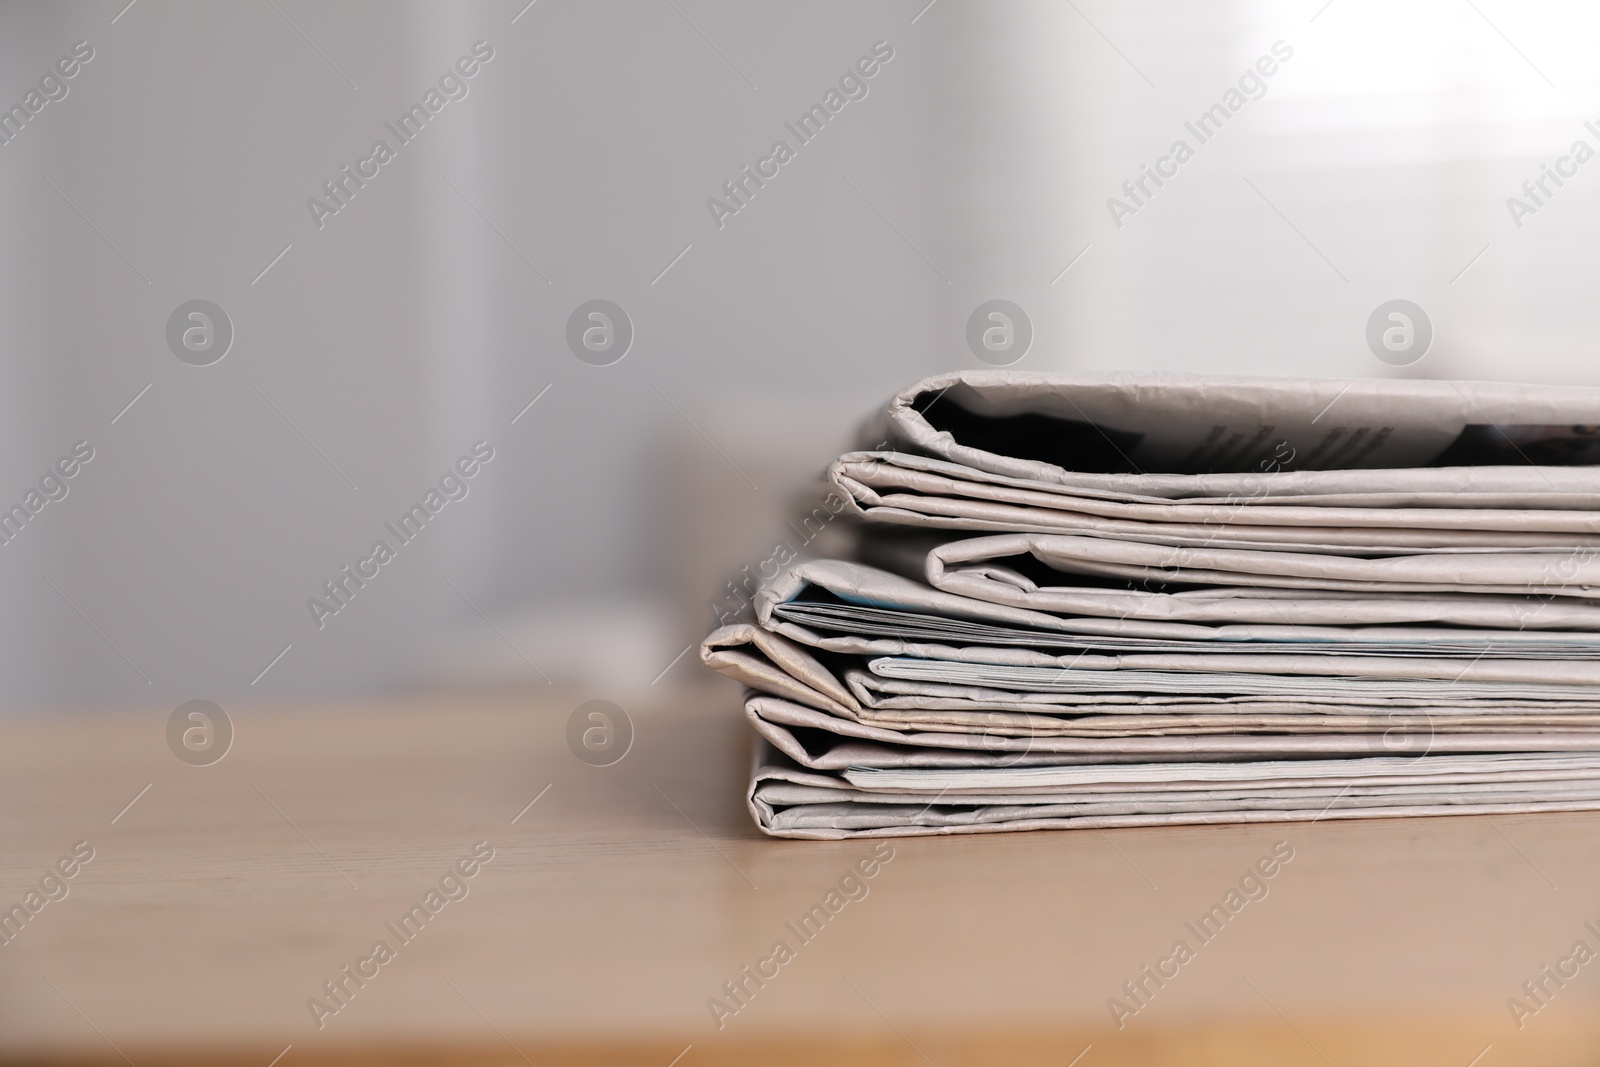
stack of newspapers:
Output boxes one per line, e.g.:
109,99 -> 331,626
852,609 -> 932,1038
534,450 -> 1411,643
702,372 -> 1600,839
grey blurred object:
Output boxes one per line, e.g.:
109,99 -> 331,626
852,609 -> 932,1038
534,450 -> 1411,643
2,0 -> 1598,714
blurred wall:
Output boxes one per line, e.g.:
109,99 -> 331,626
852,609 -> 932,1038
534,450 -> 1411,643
1,0 -> 1598,714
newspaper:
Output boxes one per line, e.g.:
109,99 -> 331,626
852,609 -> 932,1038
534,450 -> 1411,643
703,372 -> 1600,838
832,450 -> 1600,537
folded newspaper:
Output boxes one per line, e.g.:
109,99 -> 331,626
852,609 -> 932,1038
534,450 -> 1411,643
701,372 -> 1600,838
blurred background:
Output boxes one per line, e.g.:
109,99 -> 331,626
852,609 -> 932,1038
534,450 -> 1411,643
1,0 -> 1597,715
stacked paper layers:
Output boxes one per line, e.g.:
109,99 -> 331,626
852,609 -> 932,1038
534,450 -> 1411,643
701,373 -> 1600,838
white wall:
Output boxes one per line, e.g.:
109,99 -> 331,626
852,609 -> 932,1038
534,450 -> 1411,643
1,0 -> 1596,713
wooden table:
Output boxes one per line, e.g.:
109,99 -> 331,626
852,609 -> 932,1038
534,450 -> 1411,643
3,681 -> 1599,1065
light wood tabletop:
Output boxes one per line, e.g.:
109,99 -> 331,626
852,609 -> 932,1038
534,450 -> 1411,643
3,680 -> 1599,1065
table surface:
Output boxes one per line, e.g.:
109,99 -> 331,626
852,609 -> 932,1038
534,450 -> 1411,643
4,680 -> 1600,1066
